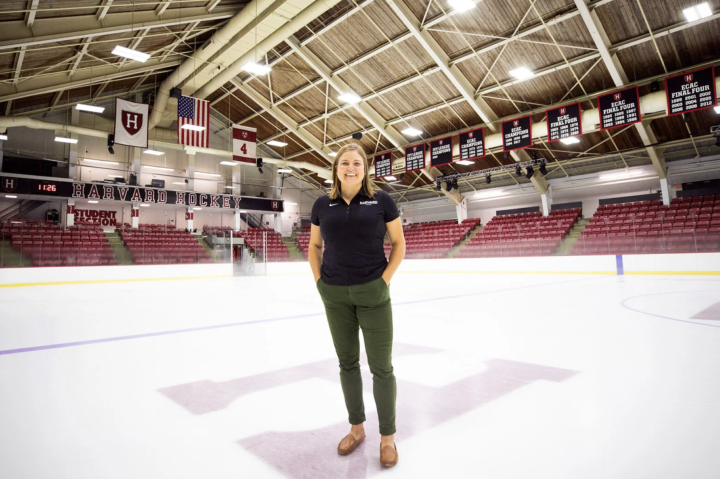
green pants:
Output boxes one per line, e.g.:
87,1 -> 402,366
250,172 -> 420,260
316,276 -> 397,436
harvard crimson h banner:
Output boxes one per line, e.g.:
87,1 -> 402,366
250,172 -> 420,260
114,99 -> 149,148
177,95 -> 210,148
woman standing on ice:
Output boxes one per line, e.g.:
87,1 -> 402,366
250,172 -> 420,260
309,143 -> 405,467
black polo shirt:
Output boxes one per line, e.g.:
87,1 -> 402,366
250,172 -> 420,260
311,188 -> 399,286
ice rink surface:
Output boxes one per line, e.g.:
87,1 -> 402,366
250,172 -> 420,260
1,271 -> 719,479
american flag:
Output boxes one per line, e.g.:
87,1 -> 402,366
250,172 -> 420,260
177,95 -> 209,148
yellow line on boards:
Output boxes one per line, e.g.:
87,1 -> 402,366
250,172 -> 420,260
0,275 -> 233,289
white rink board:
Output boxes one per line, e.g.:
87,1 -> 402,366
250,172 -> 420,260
623,253 -> 720,274
0,263 -> 232,286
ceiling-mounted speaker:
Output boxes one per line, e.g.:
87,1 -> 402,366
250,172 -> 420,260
170,87 -> 182,99
352,132 -> 363,141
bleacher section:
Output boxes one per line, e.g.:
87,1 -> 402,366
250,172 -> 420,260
456,209 -> 581,258
1,219 -> 116,266
572,196 -> 720,255
296,219 -> 482,260
204,226 -> 291,262
119,225 -> 211,264
388,218 -> 481,259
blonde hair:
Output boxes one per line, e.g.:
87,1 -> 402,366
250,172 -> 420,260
328,143 -> 376,200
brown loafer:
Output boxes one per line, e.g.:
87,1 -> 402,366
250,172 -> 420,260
380,442 -> 398,467
337,433 -> 365,456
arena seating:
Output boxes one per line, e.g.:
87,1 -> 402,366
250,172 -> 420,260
119,225 -> 212,264
1,219 -> 116,266
204,226 -> 291,262
572,195 -> 720,255
296,219 -> 481,260
456,209 -> 581,258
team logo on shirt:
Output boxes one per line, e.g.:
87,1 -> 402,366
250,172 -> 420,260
359,200 -> 378,205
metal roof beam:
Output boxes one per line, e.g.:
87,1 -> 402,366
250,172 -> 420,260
26,0 -> 40,28
159,21 -> 201,62
67,38 -> 92,77
0,59 -> 182,103
117,27 -> 151,68
0,8 -> 235,51
12,47 -> 27,85
96,0 -> 114,21
574,0 -> 666,178
206,0 -> 223,12
157,0 -> 175,16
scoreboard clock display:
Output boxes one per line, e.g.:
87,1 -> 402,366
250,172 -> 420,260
32,180 -> 64,195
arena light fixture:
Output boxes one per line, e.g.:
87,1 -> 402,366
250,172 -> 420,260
143,149 -> 164,156
474,189 -> 505,199
525,165 -> 534,179
196,171 -> 221,177
485,174 -> 491,184
385,176 -> 397,181
449,0 -> 475,12
516,165 -> 522,177
140,204 -> 150,207
172,182 -> 186,185
181,124 -> 205,132
456,160 -> 475,165
55,136 -> 77,144
285,201 -> 297,205
401,127 -> 422,136
715,106 -> 720,114
6,195 -> 17,198
108,175 -> 124,178
328,152 -> 338,157
143,165 -> 173,171
267,140 -> 288,147
324,179 -> 333,184
83,158 -> 119,165
560,137 -> 580,145
338,93 -> 362,104
242,62 -> 271,75
509,67 -> 534,80
220,161 -> 238,166
0,134 -> 8,140
238,210 -> 247,213
599,169 -> 644,181
224,186 -> 236,189
278,168 -> 293,173
539,161 -> 548,176
111,46 -> 150,63
88,200 -> 98,204
76,104 -> 105,113
683,3 -> 712,22
193,207 -> 202,210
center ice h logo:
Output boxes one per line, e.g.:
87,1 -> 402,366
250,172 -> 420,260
614,93 -> 622,101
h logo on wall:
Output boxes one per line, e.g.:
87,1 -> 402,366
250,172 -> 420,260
272,201 -> 279,211
114,98 -> 149,148
2,177 -> 17,192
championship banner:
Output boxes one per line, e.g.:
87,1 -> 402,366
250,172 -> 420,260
114,99 -> 148,148
430,136 -> 453,167
665,66 -> 717,116
546,103 -> 582,142
404,143 -> 425,172
502,116 -> 532,151
233,125 -> 257,164
598,87 -> 641,130
459,128 -> 485,160
374,152 -> 393,178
